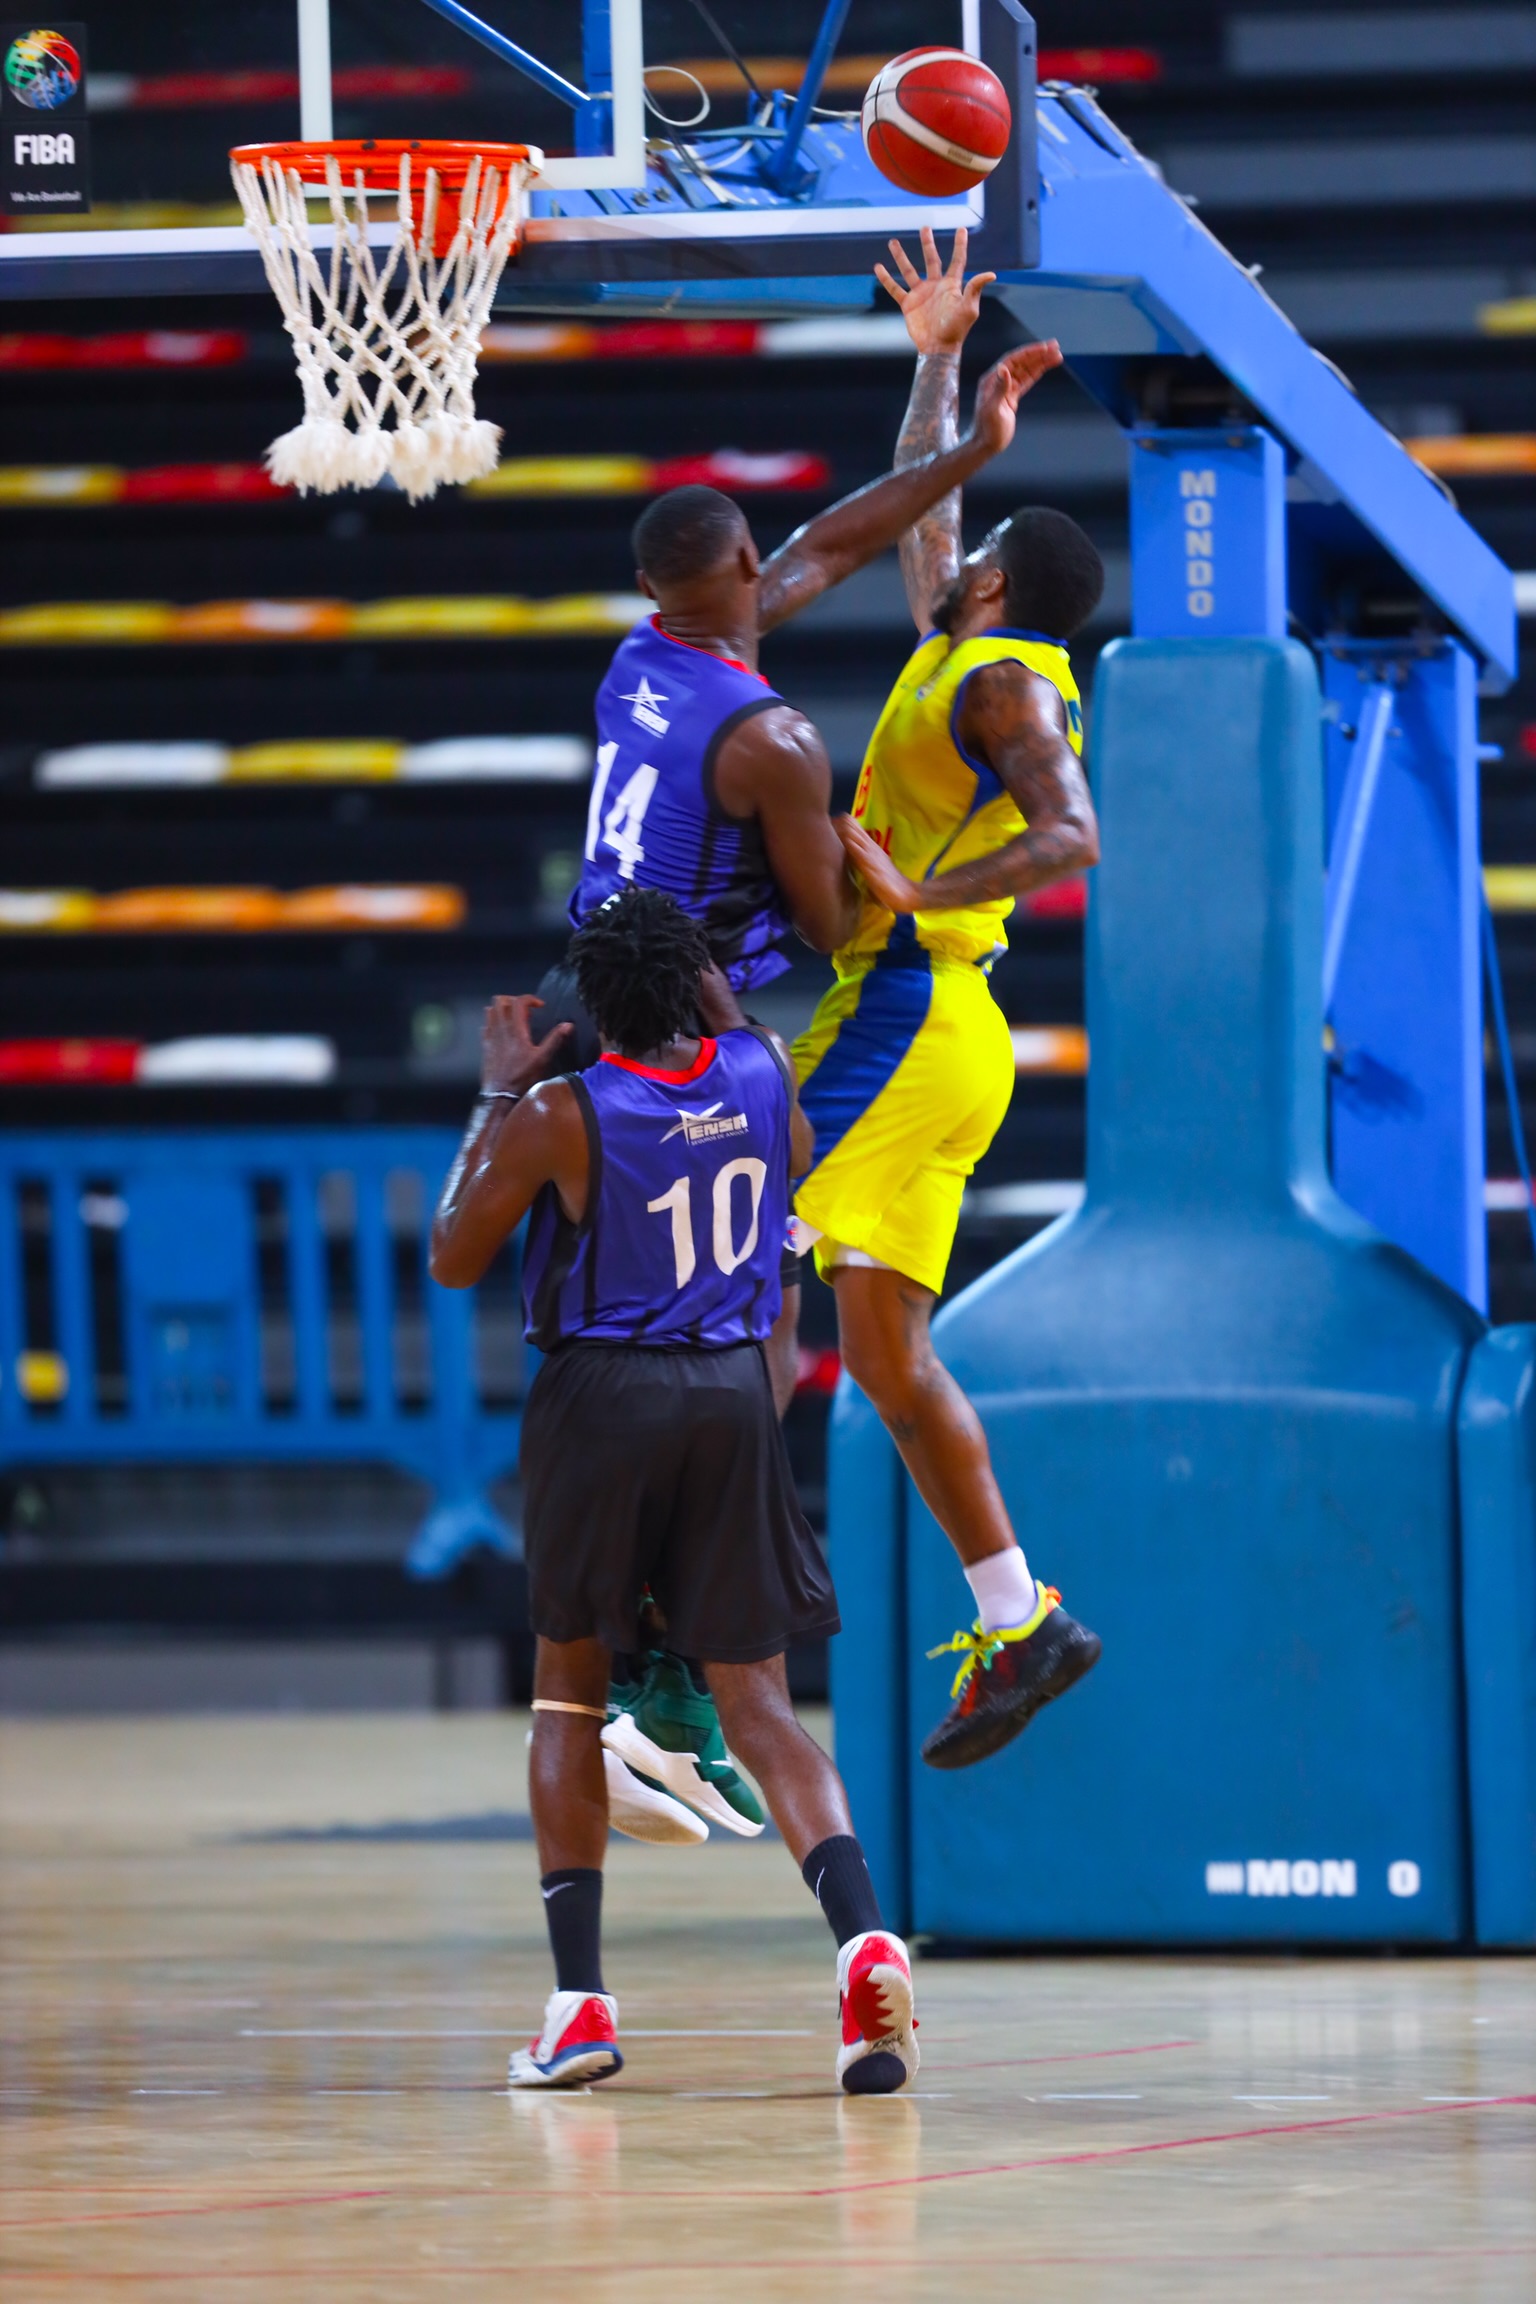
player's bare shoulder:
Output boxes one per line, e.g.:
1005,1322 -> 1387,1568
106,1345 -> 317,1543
515,1073 -> 585,1143
960,657 -> 1072,747
712,701 -> 833,818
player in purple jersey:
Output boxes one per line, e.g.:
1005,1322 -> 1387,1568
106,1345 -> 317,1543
571,335 -> 1059,994
431,889 -> 920,2096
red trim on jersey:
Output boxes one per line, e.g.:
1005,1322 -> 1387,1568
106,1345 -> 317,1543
649,616 -> 768,686
601,1037 -> 718,1085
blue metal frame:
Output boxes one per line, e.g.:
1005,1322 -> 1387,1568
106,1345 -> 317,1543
1003,92 -> 1515,688
1483,902 -> 1536,1264
1323,645 -> 1486,1306
1322,685 -> 1395,1015
512,0 -> 1035,286
760,0 -> 854,193
0,1131 -> 525,1579
1127,427 -> 1287,642
578,0 -> 614,157
416,0 -> 860,195
419,0 -> 589,112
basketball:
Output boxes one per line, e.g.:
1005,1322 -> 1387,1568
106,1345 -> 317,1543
861,48 -> 1012,199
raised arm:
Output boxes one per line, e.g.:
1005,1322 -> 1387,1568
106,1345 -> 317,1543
877,227 -> 994,629
712,703 -> 860,955
833,664 -> 1099,913
430,996 -> 587,1288
754,339 -> 1061,634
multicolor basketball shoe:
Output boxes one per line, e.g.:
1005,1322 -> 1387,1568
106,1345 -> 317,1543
920,1584 -> 1102,1770
508,1990 -> 623,2089
602,1651 -> 766,1836
835,1930 -> 919,2094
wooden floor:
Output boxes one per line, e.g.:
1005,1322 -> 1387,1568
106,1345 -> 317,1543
2,1714 -> 1534,2301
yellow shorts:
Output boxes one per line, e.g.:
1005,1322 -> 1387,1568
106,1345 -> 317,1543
791,952 -> 1015,1296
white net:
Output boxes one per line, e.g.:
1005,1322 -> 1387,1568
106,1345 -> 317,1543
231,145 -> 541,502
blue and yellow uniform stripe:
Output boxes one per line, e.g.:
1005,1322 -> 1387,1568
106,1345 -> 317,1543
793,628 -> 1083,1295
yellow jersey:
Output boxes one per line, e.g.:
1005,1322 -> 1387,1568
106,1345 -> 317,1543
840,627 -> 1083,970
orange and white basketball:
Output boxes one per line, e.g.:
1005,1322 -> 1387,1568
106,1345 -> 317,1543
861,48 -> 1012,199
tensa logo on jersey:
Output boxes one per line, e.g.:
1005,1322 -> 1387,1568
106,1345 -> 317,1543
662,1101 -> 749,1148
622,677 -> 670,737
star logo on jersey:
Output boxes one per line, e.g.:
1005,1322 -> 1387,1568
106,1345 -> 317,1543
662,1101 -> 750,1147
622,676 -> 670,736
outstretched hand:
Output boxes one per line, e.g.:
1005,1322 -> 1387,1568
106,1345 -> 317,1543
834,815 -> 923,915
481,994 -> 572,1096
967,338 -> 1063,457
696,962 -> 749,1037
875,225 -> 996,354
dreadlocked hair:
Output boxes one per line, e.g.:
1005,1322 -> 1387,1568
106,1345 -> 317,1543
569,887 -> 714,1057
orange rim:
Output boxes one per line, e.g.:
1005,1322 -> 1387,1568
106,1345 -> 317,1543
230,137 -> 537,189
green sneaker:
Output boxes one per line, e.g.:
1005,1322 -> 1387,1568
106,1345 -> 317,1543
599,1678 -> 709,1846
601,1652 -> 766,1837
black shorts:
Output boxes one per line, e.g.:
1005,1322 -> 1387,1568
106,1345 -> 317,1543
532,964 -> 802,1294
520,1339 -> 839,1661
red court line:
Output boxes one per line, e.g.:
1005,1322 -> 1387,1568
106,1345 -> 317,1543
802,2092 -> 1536,2196
9,2247 -> 1536,2284
6,2094 -> 1532,2233
942,2036 -> 1198,2073
0,2188 -> 395,2234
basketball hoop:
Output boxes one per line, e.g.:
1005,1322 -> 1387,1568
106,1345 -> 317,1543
229,139 -> 542,501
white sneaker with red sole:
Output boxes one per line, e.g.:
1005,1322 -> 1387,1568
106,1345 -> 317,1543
835,1930 -> 919,2094
508,1990 -> 623,2089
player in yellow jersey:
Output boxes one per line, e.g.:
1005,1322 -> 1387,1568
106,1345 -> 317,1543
794,231 -> 1105,1771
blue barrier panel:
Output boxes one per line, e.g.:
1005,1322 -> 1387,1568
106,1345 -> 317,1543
1458,1326 -> 1536,1947
0,1130 -> 522,1578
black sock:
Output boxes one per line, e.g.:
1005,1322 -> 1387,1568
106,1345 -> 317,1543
801,1835 -> 883,1948
541,1868 -> 604,1995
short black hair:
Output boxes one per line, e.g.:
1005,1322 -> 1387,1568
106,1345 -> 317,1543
569,887 -> 713,1057
992,507 -> 1104,640
631,485 -> 745,590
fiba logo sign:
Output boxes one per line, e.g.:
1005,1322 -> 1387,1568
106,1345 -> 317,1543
1,18 -> 89,212
12,128 -> 72,161
4,27 -> 81,109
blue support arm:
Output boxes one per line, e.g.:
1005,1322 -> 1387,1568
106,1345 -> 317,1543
1323,683 -> 1395,1015
761,0 -> 854,193
996,91 -> 1518,685
417,0 -> 589,111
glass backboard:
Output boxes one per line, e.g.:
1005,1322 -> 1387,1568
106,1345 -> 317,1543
0,0 -> 1039,310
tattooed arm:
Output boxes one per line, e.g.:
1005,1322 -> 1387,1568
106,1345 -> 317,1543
754,342 -> 1056,631
894,353 -> 962,632
877,227 -> 995,631
833,663 -> 1099,911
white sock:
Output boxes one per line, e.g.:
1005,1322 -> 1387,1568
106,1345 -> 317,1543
964,1547 -> 1039,1633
